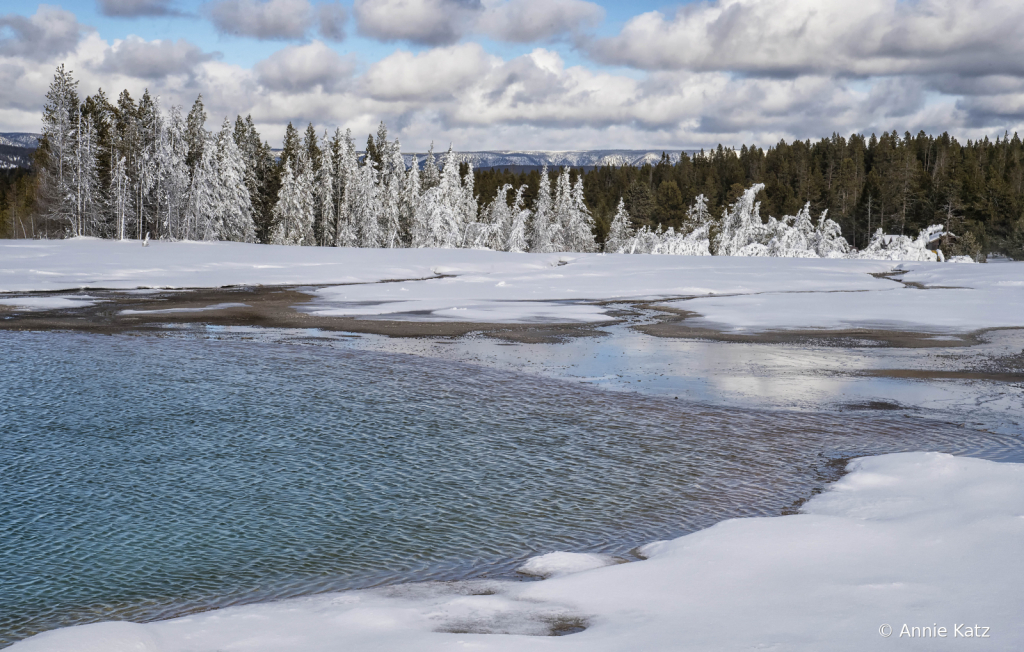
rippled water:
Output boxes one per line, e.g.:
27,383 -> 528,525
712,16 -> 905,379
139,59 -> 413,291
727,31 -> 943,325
1,330 -> 1021,647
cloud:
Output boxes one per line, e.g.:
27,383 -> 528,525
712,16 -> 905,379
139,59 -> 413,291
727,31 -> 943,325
589,0 -> 1024,78
0,5 -> 89,62
353,0 -> 601,45
254,40 -> 354,91
205,0 -> 314,40
362,43 -> 494,100
317,2 -> 347,42
96,0 -> 181,18
354,0 -> 481,46
102,37 -> 218,79
477,0 -> 603,43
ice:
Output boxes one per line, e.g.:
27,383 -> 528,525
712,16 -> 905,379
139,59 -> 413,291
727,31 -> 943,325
516,552 -> 620,578
13,452 -> 1024,651
0,296 -> 99,310
119,303 -> 249,315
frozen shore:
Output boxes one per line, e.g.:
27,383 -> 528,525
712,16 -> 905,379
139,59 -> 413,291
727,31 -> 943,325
2,238 -> 1024,333
12,452 -> 1024,651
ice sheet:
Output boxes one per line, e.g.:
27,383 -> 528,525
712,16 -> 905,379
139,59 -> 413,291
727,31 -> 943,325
13,452 -> 1023,651
0,296 -> 99,311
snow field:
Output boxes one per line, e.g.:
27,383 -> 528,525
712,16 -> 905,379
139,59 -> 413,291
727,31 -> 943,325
12,452 -> 1024,651
1,239 -> 1022,330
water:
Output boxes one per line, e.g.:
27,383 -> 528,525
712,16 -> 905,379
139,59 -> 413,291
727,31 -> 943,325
1,330 -> 1021,647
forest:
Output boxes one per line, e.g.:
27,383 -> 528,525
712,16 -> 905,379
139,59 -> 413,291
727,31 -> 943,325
3,66 -> 1024,260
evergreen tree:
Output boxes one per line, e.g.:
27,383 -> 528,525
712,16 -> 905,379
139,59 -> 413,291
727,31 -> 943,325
214,118 -> 255,242
39,64 -> 81,235
605,199 -> 634,253
529,165 -> 553,252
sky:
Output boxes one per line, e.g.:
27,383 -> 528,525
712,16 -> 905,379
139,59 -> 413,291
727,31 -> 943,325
2,0 -> 1024,150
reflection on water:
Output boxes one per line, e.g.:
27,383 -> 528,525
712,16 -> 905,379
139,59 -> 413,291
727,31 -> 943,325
1,330 -> 1021,647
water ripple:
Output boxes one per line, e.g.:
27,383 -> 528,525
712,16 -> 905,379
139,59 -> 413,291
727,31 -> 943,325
0,330 -> 1019,647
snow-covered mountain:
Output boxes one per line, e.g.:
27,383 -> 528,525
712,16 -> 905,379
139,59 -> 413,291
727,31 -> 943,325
0,133 -> 39,149
0,133 -> 38,169
406,149 -> 696,169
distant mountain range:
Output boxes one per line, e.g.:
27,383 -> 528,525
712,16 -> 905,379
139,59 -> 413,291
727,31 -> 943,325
0,133 -> 39,149
1,137 -> 700,172
0,133 -> 38,170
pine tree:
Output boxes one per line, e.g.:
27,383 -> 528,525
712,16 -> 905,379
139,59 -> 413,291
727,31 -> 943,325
214,118 -> 255,242
110,156 -> 131,240
550,168 -> 573,251
506,185 -> 530,253
185,95 -> 206,173
335,129 -> 359,247
529,165 -> 553,252
605,199 -> 634,253
316,138 -> 335,246
156,105 -> 190,240
39,64 -> 81,235
563,176 -> 596,252
421,142 -> 440,190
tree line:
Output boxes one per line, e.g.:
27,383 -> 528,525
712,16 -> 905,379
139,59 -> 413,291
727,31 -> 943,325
3,65 -> 1023,260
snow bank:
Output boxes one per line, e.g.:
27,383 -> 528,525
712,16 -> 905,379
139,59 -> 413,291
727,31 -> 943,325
516,552 -> 620,578
13,452 -> 1024,651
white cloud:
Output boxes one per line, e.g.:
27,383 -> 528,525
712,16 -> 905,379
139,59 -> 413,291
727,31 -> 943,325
361,44 -> 494,101
353,0 -> 480,46
97,0 -> 181,18
589,0 -> 1024,78
477,0 -> 603,43
254,40 -> 354,92
353,0 -> 602,45
4,1 -> 1024,150
102,37 -> 217,79
205,0 -> 314,40
0,5 -> 89,62
316,2 -> 347,42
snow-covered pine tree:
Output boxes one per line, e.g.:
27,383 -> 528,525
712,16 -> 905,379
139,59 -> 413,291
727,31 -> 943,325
111,156 -> 131,240
713,183 -> 765,256
549,167 -> 573,251
271,160 -> 298,245
156,106 -> 190,240
403,154 -> 421,247
421,142 -> 440,191
316,138 -> 336,246
529,165 -> 553,252
335,129 -> 359,247
685,194 -> 711,229
74,112 -> 102,237
476,184 -> 511,250
460,158 -> 477,238
506,185 -> 530,253
214,118 -> 255,242
292,148 -> 317,245
271,153 -> 316,246
425,145 -> 465,248
563,176 -> 596,252
605,199 -> 634,253
39,64 -> 81,235
380,138 -> 405,248
188,141 -> 219,241
352,159 -> 382,248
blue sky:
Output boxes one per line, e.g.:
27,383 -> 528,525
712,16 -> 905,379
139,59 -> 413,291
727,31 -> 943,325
2,0 -> 1024,149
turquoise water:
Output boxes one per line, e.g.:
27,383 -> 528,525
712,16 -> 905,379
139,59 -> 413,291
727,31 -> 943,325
1,330 -> 1020,647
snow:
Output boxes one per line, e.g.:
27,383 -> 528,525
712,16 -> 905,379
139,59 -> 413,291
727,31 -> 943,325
516,552 -> 620,578
13,452 -> 1024,651
2,239 -> 1022,331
